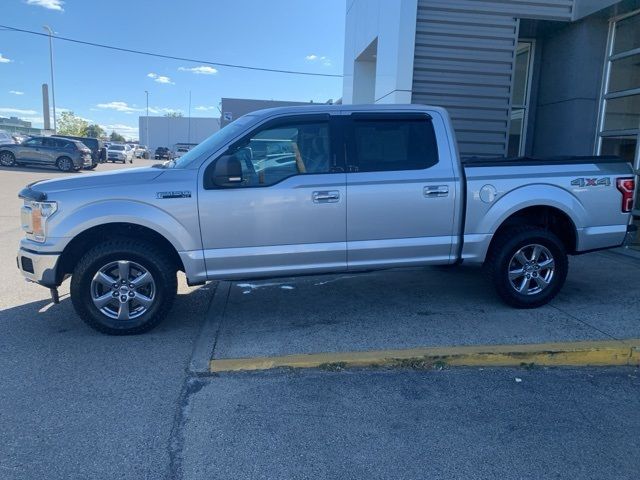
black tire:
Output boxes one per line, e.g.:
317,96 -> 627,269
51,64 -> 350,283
70,239 -> 177,335
486,226 -> 568,308
85,163 -> 98,170
0,151 -> 16,167
56,156 -> 74,172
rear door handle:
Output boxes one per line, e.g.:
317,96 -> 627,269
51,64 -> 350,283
312,190 -> 340,203
424,185 -> 449,198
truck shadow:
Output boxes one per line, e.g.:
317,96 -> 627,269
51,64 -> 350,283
0,283 -> 214,339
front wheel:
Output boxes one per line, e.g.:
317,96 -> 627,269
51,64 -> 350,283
70,239 -> 177,334
0,151 -> 16,166
487,227 -> 568,308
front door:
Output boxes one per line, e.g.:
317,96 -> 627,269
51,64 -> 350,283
198,114 -> 347,279
344,112 -> 457,269
15,137 -> 44,163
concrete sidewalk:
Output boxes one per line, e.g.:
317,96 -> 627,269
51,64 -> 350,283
204,251 -> 640,369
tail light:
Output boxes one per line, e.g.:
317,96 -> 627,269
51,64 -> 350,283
616,177 -> 635,213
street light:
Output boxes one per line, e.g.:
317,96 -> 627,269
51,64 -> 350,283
43,25 -> 56,133
145,90 -> 149,148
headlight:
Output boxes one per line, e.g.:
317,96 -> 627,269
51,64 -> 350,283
21,201 -> 57,242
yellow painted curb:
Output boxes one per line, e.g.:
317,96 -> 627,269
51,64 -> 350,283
210,338 -> 640,373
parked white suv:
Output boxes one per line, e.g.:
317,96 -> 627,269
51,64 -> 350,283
107,144 -> 134,164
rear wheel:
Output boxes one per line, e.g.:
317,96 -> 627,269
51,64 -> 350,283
487,227 -> 568,308
70,239 -> 177,335
56,156 -> 74,172
0,151 -> 16,166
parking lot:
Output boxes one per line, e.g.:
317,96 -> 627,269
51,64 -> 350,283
1,161 -> 639,479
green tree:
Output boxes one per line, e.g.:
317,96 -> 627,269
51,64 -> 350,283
85,124 -> 105,138
109,131 -> 126,142
57,111 -> 88,136
164,111 -> 183,118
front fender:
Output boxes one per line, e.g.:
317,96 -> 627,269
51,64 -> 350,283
49,199 -> 199,252
476,184 -> 586,236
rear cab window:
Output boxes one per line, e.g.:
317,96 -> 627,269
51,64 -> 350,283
347,114 -> 439,172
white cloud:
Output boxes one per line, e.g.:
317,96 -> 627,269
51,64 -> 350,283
178,66 -> 218,75
194,105 -> 217,111
0,54 -> 12,64
0,107 -> 38,115
9,90 -> 24,95
305,54 -> 331,67
96,101 -> 141,113
26,0 -> 64,11
100,123 -> 139,141
147,72 -> 174,84
20,116 -> 45,125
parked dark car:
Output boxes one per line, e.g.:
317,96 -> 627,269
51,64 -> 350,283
53,135 -> 106,169
0,136 -> 92,171
154,147 -> 172,160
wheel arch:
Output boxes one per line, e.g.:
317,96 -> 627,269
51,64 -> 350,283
488,205 -> 578,258
58,222 -> 185,281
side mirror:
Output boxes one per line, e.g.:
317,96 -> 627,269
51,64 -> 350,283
212,154 -> 243,187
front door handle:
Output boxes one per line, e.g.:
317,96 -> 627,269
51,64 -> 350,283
424,185 -> 449,198
312,190 -> 340,203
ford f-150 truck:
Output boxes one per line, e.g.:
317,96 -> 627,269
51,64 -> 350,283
16,105 -> 636,334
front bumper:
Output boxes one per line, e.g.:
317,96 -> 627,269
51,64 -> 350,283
16,247 -> 61,287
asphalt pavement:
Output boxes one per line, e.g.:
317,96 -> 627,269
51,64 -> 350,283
1,161 -> 639,480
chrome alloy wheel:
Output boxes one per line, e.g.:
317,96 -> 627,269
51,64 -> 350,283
90,260 -> 156,320
0,152 -> 14,166
508,244 -> 555,295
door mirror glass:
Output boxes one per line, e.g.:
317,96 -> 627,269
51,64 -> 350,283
212,154 -> 243,187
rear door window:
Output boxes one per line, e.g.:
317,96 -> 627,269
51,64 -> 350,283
348,115 -> 439,172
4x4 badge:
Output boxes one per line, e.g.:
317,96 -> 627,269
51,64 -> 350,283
571,178 -> 610,188
156,191 -> 192,199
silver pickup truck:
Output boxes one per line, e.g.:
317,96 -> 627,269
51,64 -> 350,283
16,105 -> 636,334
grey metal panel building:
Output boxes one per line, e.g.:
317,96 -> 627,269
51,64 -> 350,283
343,0 -> 639,166
412,0 -> 579,157
220,98 -> 319,128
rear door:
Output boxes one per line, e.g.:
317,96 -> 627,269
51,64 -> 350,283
344,112 -> 457,269
41,138 -> 65,164
198,113 -> 348,279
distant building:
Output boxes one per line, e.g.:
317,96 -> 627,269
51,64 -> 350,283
220,98 -> 331,128
0,117 -> 42,136
138,116 -> 220,153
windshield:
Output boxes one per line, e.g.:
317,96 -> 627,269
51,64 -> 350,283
110,145 -> 124,151
169,115 -> 258,168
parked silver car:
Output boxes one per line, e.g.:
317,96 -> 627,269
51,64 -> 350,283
15,104 -> 636,334
1,136 -> 92,172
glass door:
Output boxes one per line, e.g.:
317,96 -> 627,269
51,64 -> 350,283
597,10 -> 640,219
507,41 -> 535,157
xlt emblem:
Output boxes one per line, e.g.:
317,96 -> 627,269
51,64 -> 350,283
156,191 -> 192,199
571,178 -> 610,188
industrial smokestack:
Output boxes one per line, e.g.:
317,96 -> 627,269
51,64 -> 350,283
42,84 -> 51,132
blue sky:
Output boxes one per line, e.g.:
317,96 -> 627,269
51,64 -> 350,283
0,0 -> 345,139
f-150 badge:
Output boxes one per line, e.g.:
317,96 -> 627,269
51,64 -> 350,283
571,178 -> 610,188
156,191 -> 192,199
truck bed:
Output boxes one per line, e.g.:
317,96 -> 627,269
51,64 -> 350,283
459,155 -> 634,263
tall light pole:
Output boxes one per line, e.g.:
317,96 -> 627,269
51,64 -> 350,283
187,90 -> 192,144
43,25 -> 56,133
145,90 -> 149,147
